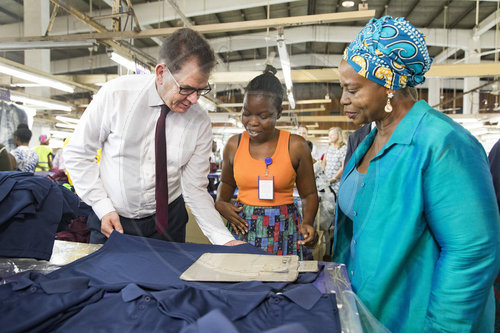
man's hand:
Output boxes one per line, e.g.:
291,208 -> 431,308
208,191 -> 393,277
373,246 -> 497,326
223,240 -> 247,246
100,211 -> 123,237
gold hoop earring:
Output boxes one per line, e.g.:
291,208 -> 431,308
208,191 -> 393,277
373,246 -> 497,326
385,92 -> 394,113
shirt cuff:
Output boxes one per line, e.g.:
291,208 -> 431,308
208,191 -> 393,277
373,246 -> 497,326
209,229 -> 237,246
92,198 -> 116,220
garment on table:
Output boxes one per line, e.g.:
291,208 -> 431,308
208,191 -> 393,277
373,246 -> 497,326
11,146 -> 38,173
86,194 -> 188,244
0,232 -> 333,333
179,309 -> 309,333
0,271 -> 104,333
0,172 -> 62,260
52,283 -> 340,333
46,231 -> 289,290
33,145 -> 52,171
56,216 -> 90,243
0,172 -> 90,260
0,232 -> 336,333
234,130 -> 295,206
333,100 -> 500,333
324,144 -> 347,193
0,102 -> 28,151
63,74 -> 233,245
229,203 -> 311,259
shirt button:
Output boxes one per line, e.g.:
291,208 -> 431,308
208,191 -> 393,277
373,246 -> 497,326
144,296 -> 151,302
273,298 -> 280,304
353,211 -> 357,216
361,183 -> 365,187
29,286 -> 37,292
353,240 -> 357,245
350,270 -> 354,276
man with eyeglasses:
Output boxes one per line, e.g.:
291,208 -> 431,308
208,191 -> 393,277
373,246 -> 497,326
65,28 -> 243,246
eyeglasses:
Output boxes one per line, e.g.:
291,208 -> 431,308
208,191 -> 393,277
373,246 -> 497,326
164,65 -> 211,97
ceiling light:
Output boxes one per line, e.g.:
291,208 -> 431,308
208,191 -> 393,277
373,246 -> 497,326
342,1 -> 355,8
287,91 -> 296,110
10,93 -> 73,112
110,52 -> 151,74
0,63 -> 75,93
277,33 -> 295,109
55,123 -> 78,129
55,116 -> 80,124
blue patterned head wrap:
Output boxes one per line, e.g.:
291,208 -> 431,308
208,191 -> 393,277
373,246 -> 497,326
343,16 -> 433,90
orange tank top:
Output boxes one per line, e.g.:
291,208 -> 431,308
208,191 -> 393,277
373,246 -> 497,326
234,130 -> 296,206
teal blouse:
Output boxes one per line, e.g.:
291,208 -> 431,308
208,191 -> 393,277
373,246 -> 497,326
333,100 -> 500,332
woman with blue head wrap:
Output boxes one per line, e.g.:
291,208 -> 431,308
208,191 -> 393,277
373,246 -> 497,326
334,16 -> 500,332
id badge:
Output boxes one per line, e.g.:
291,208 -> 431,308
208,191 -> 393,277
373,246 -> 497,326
258,175 -> 274,200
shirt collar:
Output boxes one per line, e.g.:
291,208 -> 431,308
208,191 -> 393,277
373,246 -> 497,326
345,100 -> 430,176
147,75 -> 166,108
384,100 -> 429,147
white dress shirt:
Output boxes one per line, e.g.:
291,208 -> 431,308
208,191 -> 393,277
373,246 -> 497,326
64,74 -> 234,245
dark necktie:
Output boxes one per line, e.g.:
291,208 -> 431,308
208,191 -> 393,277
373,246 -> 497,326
155,105 -> 169,234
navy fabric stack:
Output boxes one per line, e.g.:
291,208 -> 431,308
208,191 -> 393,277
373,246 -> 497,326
0,232 -> 342,333
0,171 -> 91,260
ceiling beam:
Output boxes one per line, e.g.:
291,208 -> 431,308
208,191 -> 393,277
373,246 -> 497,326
474,7 -> 500,38
48,0 -> 156,67
0,0 -> 302,39
403,0 -> 421,20
449,2 -> 476,29
210,63 -> 500,83
0,10 -> 376,42
51,62 -> 500,88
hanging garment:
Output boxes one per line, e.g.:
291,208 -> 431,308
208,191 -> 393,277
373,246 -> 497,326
0,102 -> 28,151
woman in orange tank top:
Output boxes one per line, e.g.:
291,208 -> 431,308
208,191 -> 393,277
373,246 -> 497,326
215,67 -> 318,258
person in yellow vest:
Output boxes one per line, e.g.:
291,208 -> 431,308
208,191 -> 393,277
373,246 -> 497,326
34,135 -> 53,171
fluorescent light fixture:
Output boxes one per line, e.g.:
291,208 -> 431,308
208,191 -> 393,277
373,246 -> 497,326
342,1 -> 355,8
110,52 -> 151,74
218,98 -> 331,108
0,63 -> 75,93
10,93 -> 73,111
56,116 -> 80,124
56,123 -> 78,130
277,33 -> 295,109
287,90 -> 296,109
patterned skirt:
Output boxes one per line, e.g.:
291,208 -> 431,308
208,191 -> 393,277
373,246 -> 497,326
228,202 -> 311,260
